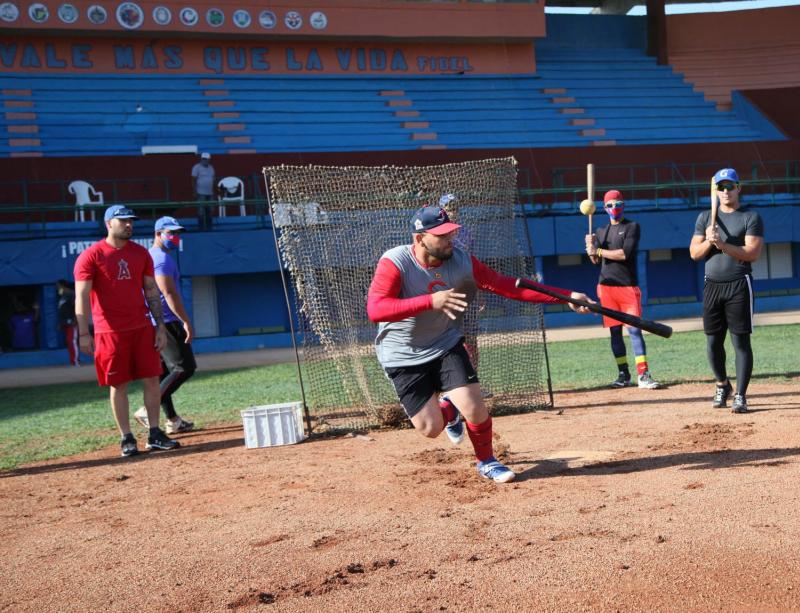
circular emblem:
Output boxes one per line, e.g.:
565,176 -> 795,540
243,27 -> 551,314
258,10 -> 275,29
284,10 -> 301,30
152,5 -> 171,25
116,2 -> 144,29
205,7 -> 223,27
0,2 -> 19,22
87,4 -> 107,24
232,9 -> 250,29
179,7 -> 198,26
28,2 -> 49,23
57,3 -> 78,23
309,11 -> 326,30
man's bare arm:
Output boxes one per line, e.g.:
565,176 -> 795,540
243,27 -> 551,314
74,280 -> 95,354
74,280 -> 92,335
154,274 -> 190,324
143,275 -> 165,326
690,234 -> 715,261
718,235 -> 763,262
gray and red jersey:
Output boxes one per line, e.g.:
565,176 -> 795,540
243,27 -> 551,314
367,244 -> 569,368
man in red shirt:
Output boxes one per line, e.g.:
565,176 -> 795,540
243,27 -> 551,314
74,205 -> 180,457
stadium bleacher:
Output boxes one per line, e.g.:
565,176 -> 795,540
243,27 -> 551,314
1,44 -> 786,158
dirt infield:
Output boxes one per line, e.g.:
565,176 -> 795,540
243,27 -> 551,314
2,381 -> 800,612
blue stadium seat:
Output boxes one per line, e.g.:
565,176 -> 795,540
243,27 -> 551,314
0,44 -> 786,157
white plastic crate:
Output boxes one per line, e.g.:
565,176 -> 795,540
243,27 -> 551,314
240,402 -> 306,448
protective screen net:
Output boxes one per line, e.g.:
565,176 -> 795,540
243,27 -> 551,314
264,157 -> 552,431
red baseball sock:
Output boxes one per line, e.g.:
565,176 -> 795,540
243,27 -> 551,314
466,416 -> 493,462
439,398 -> 457,424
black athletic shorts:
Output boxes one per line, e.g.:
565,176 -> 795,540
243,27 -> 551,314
384,340 -> 478,419
703,275 -> 754,335
161,321 -> 197,374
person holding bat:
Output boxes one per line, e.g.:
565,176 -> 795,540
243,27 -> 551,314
367,204 -> 594,483
690,168 -> 764,413
585,190 -> 662,390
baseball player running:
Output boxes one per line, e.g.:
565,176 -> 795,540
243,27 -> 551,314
367,204 -> 594,483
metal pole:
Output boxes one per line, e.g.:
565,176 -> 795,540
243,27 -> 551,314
262,169 -> 313,435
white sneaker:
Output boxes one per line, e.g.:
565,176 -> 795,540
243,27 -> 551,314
477,458 -> 516,483
133,406 -> 150,428
166,416 -> 195,435
637,371 -> 662,389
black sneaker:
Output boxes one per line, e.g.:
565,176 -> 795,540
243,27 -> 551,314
610,372 -> 631,388
121,434 -> 139,457
731,394 -> 748,414
146,428 -> 181,451
712,381 -> 733,408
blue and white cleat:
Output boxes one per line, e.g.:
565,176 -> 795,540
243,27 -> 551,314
477,457 -> 516,483
441,396 -> 465,445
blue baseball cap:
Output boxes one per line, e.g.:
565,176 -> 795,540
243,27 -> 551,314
104,205 -> 138,222
411,206 -> 461,236
713,168 -> 740,185
154,216 -> 185,232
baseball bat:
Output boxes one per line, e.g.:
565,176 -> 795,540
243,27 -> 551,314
515,278 -> 673,339
710,178 -> 718,229
587,163 -> 595,234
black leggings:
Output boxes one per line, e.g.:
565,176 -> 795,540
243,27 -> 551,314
706,330 -> 753,395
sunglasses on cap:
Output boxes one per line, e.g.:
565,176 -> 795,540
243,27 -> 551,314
716,182 -> 738,192
604,200 -> 624,209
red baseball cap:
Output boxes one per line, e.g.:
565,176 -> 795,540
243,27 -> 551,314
604,189 -> 624,204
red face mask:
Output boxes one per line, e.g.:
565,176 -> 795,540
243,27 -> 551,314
162,232 -> 181,250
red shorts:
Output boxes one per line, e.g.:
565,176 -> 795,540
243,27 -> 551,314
94,326 -> 161,386
596,285 -> 642,328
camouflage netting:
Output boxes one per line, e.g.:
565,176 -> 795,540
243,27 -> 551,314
264,157 -> 552,431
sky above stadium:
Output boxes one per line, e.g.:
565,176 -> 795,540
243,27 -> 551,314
546,1 -> 800,14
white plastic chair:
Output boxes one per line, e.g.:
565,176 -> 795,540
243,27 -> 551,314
217,177 -> 245,217
68,180 -> 103,222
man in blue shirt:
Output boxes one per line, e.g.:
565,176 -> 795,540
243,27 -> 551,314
134,216 -> 196,434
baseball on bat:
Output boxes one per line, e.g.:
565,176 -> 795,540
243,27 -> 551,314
579,163 -> 596,235
515,278 -> 673,339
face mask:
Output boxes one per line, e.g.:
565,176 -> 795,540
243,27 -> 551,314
605,204 -> 624,221
162,233 -> 181,250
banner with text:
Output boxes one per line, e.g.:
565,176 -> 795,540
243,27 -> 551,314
0,38 -> 536,74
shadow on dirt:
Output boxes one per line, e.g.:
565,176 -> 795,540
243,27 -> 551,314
510,446 -> 800,482
1,426 -> 246,479
552,388 -> 800,411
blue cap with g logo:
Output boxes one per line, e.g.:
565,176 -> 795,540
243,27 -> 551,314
713,168 -> 740,185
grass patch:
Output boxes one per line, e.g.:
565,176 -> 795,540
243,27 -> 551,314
546,324 -> 799,390
1,324 -> 797,470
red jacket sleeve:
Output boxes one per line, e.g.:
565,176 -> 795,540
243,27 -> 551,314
470,255 -> 571,304
367,258 -> 433,322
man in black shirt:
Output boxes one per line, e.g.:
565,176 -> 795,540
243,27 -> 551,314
586,190 -> 661,389
690,168 -> 764,413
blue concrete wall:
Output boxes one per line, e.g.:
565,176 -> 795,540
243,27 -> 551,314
0,205 -> 797,369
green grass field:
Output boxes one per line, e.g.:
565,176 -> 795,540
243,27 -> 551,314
1,325 -> 797,470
